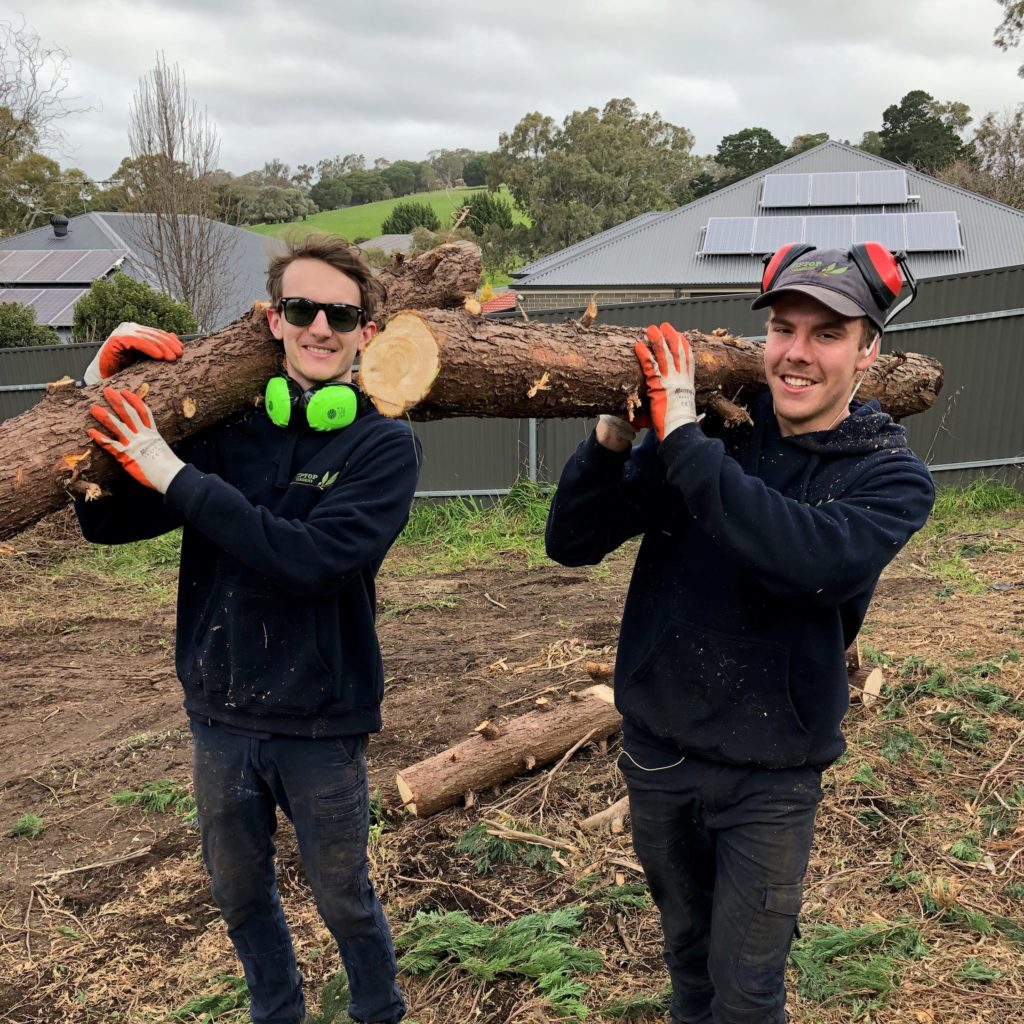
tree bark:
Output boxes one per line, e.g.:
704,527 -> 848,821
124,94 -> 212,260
0,242 -> 482,541
395,685 -> 622,817
358,310 -> 944,422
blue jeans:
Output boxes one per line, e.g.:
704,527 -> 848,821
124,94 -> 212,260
622,756 -> 822,1024
190,720 -> 406,1024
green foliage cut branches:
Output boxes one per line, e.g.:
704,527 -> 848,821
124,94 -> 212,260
396,907 -> 602,1019
6,813 -> 45,838
789,921 -> 927,1015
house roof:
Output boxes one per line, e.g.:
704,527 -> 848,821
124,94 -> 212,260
0,213 -> 284,331
513,142 -> 1024,290
481,290 -> 518,314
356,233 -> 413,255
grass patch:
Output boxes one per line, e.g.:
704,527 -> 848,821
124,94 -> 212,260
789,920 -> 927,1016
918,479 -> 1022,540
249,185 -> 529,242
50,529 -> 182,605
110,779 -> 197,826
6,813 -> 45,839
395,907 -> 601,1019
393,480 -> 552,571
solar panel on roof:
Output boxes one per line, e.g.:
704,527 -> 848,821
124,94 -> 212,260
701,217 -> 757,254
753,217 -> 806,253
857,170 -> 909,204
761,174 -> 810,207
905,211 -> 961,251
0,287 -> 87,326
854,213 -> 907,250
18,250 -> 85,283
804,215 -> 855,250
66,250 -> 125,282
0,251 -> 48,284
810,172 -> 858,206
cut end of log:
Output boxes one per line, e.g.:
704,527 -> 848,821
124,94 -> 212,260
359,311 -> 441,417
395,773 -> 417,815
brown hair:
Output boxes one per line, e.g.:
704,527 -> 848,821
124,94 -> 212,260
266,234 -> 386,321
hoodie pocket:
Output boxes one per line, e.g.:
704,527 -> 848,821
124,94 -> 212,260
620,617 -> 810,767
190,578 -> 338,714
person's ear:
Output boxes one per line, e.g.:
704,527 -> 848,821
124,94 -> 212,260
267,303 -> 284,341
856,333 -> 880,373
357,320 -> 377,353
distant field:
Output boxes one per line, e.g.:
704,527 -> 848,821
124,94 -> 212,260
249,185 -> 529,241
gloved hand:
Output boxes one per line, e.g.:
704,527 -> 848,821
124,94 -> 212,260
81,323 -> 183,386
87,387 -> 185,494
634,323 -> 697,440
598,414 -> 638,444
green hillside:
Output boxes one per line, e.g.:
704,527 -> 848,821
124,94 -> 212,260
248,186 -> 528,241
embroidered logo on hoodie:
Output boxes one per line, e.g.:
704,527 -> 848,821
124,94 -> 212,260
292,469 -> 340,491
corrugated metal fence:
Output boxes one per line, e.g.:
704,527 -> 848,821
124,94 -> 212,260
2,264 -> 1022,492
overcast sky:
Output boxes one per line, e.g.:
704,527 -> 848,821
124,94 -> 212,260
16,0 -> 1024,182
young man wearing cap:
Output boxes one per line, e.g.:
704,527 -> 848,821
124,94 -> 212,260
75,235 -> 419,1024
545,244 -> 934,1024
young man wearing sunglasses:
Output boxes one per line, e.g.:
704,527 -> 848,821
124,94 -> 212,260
545,244 -> 934,1024
75,235 -> 420,1024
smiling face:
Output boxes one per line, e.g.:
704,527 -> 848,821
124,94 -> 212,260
764,292 -> 879,436
265,258 -> 377,390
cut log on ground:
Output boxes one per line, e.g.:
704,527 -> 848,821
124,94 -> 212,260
0,243 -> 482,542
358,310 -> 944,421
849,666 -> 886,709
581,795 -> 630,833
395,684 -> 622,817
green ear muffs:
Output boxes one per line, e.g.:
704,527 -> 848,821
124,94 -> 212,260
264,376 -> 363,431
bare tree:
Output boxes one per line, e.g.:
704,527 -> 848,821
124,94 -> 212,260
127,54 -> 235,330
0,18 -> 84,163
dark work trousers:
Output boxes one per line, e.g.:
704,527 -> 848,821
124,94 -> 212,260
622,753 -> 822,1024
190,720 -> 406,1024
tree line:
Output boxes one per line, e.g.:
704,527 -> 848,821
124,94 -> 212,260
2,11 -> 1024,345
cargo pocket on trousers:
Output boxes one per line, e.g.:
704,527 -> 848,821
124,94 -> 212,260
737,882 -> 803,994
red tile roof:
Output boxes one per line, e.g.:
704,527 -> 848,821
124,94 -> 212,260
481,290 -> 517,313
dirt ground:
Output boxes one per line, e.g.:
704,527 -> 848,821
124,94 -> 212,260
1,506 -> 1023,1023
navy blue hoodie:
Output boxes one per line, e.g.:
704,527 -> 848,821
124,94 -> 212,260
76,405 -> 421,738
545,394 -> 934,769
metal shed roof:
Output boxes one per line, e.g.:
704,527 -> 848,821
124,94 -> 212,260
0,213 -> 284,331
514,142 -> 1024,290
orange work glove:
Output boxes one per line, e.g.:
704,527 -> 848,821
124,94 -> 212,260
634,323 -> 697,441
81,322 -> 183,385
88,387 -> 185,493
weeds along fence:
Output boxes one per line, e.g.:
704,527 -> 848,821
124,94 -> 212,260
2,262 -> 1022,494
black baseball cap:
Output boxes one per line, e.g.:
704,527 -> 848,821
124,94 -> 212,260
751,248 -> 890,333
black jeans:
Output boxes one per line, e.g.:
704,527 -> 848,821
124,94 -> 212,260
622,754 -> 822,1024
190,720 -> 406,1024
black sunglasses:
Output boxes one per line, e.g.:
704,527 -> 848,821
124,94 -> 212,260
277,297 -> 366,333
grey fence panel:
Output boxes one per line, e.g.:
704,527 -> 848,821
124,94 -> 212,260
888,313 -> 1024,472
536,417 -> 596,484
0,342 -> 98,385
411,418 -> 528,495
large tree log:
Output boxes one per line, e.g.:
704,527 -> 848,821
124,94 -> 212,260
358,309 -> 944,422
395,685 -> 622,817
0,243 -> 482,541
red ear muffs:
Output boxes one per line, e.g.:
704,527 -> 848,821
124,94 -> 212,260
761,242 -> 818,292
850,242 -> 902,310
